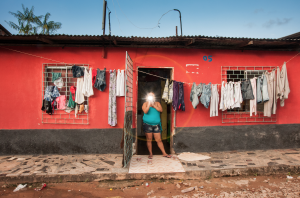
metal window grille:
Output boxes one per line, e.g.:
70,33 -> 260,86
221,66 -> 277,123
123,52 -> 134,168
42,63 -> 89,125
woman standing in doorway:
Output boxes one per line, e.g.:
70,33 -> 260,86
142,92 -> 171,159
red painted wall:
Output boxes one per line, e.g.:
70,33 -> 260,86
0,46 -> 299,130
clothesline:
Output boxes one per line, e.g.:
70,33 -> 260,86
1,45 -> 299,71
136,69 -> 222,86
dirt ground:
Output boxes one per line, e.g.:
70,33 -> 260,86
1,174 -> 300,197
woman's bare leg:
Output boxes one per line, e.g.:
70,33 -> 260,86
145,133 -> 153,157
153,133 -> 168,156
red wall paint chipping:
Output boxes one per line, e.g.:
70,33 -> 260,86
0,46 -> 299,130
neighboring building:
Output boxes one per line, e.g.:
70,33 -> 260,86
0,24 -> 12,36
280,31 -> 300,39
0,34 -> 300,166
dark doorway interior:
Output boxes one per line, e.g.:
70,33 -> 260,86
137,68 -> 172,155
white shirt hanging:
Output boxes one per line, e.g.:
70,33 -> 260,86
226,81 -> 234,109
219,81 -> 227,111
116,69 -> 125,96
232,81 -> 243,108
82,68 -> 94,97
75,78 -> 85,104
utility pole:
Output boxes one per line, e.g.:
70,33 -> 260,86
102,0 -> 107,36
173,9 -> 182,36
108,8 -> 111,35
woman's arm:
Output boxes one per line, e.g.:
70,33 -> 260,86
142,101 -> 151,114
152,102 -> 163,112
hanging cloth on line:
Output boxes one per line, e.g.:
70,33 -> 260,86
75,78 -> 85,104
210,84 -> 219,117
116,69 -> 125,96
172,81 -> 179,111
200,83 -> 211,108
178,82 -> 185,111
94,68 -> 107,91
277,62 -> 290,107
52,73 -> 61,82
67,92 -> 76,108
82,67 -> 94,97
108,70 -> 117,126
162,79 -> 169,102
54,77 -> 64,88
167,81 -> 173,104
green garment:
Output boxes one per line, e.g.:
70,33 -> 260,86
67,92 -> 76,108
52,73 -> 61,82
143,107 -> 162,134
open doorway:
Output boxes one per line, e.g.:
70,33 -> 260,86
136,68 -> 172,155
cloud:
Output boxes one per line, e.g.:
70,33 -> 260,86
254,9 -> 264,14
246,23 -> 255,28
263,18 -> 292,28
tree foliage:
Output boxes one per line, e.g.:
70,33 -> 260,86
5,4 -> 62,35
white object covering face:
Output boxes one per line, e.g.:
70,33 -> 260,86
116,69 -> 125,96
82,68 -> 94,97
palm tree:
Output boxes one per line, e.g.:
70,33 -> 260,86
5,4 -> 42,34
37,12 -> 62,34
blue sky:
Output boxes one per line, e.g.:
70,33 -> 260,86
1,0 -> 299,38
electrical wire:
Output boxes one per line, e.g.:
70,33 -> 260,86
115,0 -> 174,30
1,46 -> 299,86
111,0 -> 124,35
286,51 -> 300,63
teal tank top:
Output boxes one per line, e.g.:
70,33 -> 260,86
143,107 -> 161,125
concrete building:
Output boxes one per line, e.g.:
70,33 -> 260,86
0,34 -> 299,166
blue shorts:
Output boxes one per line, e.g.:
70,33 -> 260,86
143,122 -> 161,133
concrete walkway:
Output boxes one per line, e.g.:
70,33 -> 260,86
1,149 -> 300,184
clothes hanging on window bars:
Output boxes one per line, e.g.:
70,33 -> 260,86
54,77 -> 64,89
264,70 -> 276,117
232,81 -> 243,108
219,81 -> 227,111
52,73 -> 61,82
250,77 -> 257,116
82,67 -> 94,97
75,78 -> 85,104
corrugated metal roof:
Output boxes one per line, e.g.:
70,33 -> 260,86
0,34 -> 299,51
279,31 -> 300,40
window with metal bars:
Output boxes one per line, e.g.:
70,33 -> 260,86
221,66 -> 276,123
226,70 -> 264,113
42,63 -> 89,125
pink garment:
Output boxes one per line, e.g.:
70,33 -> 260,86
55,95 -> 66,110
250,78 -> 257,116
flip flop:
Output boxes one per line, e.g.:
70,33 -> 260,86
163,155 -> 172,158
148,155 -> 153,159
